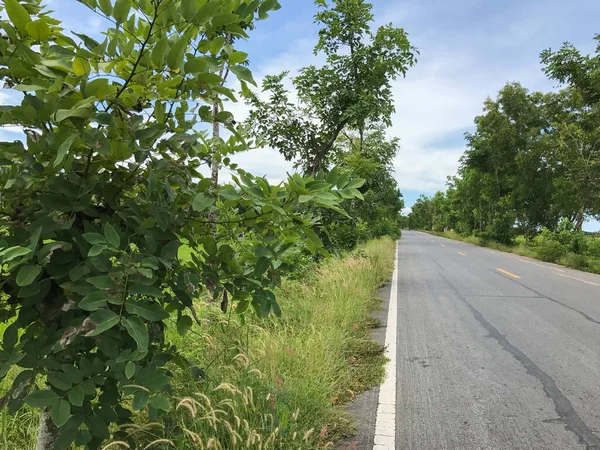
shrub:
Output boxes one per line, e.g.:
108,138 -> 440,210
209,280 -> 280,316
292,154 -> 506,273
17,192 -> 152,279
587,237 -> 600,258
533,228 -> 566,262
559,253 -> 591,271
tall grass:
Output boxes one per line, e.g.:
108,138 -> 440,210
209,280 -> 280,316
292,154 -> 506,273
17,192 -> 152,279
0,238 -> 396,449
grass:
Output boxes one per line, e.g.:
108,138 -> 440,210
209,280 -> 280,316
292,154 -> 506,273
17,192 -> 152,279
0,238 -> 396,449
429,230 -> 600,274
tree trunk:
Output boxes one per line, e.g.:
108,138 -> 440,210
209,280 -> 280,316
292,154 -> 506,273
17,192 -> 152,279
36,408 -> 58,450
575,211 -> 585,231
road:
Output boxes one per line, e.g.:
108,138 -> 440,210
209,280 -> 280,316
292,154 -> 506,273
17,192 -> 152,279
394,231 -> 600,450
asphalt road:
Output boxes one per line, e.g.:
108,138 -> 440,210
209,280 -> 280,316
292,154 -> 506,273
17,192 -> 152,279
396,231 -> 600,450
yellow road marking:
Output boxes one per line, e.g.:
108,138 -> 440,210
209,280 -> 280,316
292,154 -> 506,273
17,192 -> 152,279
441,244 -> 446,247
497,268 -> 521,279
458,252 -> 466,256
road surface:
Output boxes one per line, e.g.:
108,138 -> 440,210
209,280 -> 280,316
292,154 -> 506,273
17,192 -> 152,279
394,231 -> 600,450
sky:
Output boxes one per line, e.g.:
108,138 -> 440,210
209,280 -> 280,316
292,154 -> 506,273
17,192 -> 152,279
2,0 -> 600,230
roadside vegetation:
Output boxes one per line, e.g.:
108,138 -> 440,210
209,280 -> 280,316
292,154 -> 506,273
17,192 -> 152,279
427,229 -> 600,274
0,238 -> 396,449
404,35 -> 600,274
0,0 -> 410,449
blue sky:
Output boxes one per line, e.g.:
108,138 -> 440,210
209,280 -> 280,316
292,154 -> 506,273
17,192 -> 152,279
3,0 -> 600,230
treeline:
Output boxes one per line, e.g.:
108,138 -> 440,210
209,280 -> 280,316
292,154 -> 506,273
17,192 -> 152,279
407,35 -> 600,245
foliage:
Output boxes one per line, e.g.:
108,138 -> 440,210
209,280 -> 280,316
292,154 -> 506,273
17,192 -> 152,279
323,126 -> 404,250
247,0 -> 417,174
0,0 -> 366,448
0,238 -> 397,449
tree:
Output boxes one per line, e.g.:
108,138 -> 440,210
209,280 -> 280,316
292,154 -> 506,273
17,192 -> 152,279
247,0 -> 417,174
0,1 -> 363,448
325,126 -> 404,248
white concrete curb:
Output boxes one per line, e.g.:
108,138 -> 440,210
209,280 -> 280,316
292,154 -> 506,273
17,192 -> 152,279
373,241 -> 399,449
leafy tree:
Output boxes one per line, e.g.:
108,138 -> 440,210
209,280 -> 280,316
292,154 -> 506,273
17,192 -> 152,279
0,1 -> 363,448
247,0 -> 417,174
324,126 -> 404,249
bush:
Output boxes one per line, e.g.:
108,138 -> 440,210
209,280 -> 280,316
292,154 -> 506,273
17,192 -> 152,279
533,228 -> 567,262
372,218 -> 402,240
559,253 -> 591,271
587,237 -> 600,258
327,219 -> 371,252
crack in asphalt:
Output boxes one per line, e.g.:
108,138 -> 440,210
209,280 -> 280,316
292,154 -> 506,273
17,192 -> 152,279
439,272 -> 600,450
493,271 -> 600,326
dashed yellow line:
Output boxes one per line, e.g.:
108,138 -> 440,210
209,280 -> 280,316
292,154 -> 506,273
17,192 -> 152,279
458,252 -> 467,256
441,244 -> 446,248
497,268 -> 521,279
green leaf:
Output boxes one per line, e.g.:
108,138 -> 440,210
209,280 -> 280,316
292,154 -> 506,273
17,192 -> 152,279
151,38 -> 170,68
25,19 -> 51,41
209,36 -> 226,55
184,57 -> 207,74
39,194 -> 72,212
350,188 -> 364,200
55,134 -> 78,167
72,57 -> 91,77
98,0 -> 112,15
228,51 -> 248,64
125,301 -> 169,321
166,37 -> 187,70
48,372 -> 72,391
230,65 -> 256,86
132,390 -> 149,411
254,256 -> 271,276
192,193 -> 215,212
51,399 -> 70,428
346,178 -> 366,189
88,244 -> 108,257
176,315 -> 193,336
86,310 -> 120,336
25,390 -> 60,408
0,246 -> 31,263
67,384 -> 85,407
196,72 -> 224,85
298,194 -> 314,203
149,395 -> 170,411
337,171 -> 351,189
104,223 -> 120,249
83,233 -> 106,245
4,0 -> 31,35
194,1 -> 221,25
211,12 -> 238,27
86,415 -> 109,440
128,283 -> 165,298
259,0 -> 279,16
122,316 -> 148,352
113,0 -> 132,23
219,186 -> 242,200
180,0 -> 198,16
69,265 -> 91,282
55,106 -> 94,122
61,364 -> 83,384
16,265 -> 42,287
327,167 -> 339,184
87,275 -> 118,290
125,361 -> 135,379
79,291 -> 109,311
